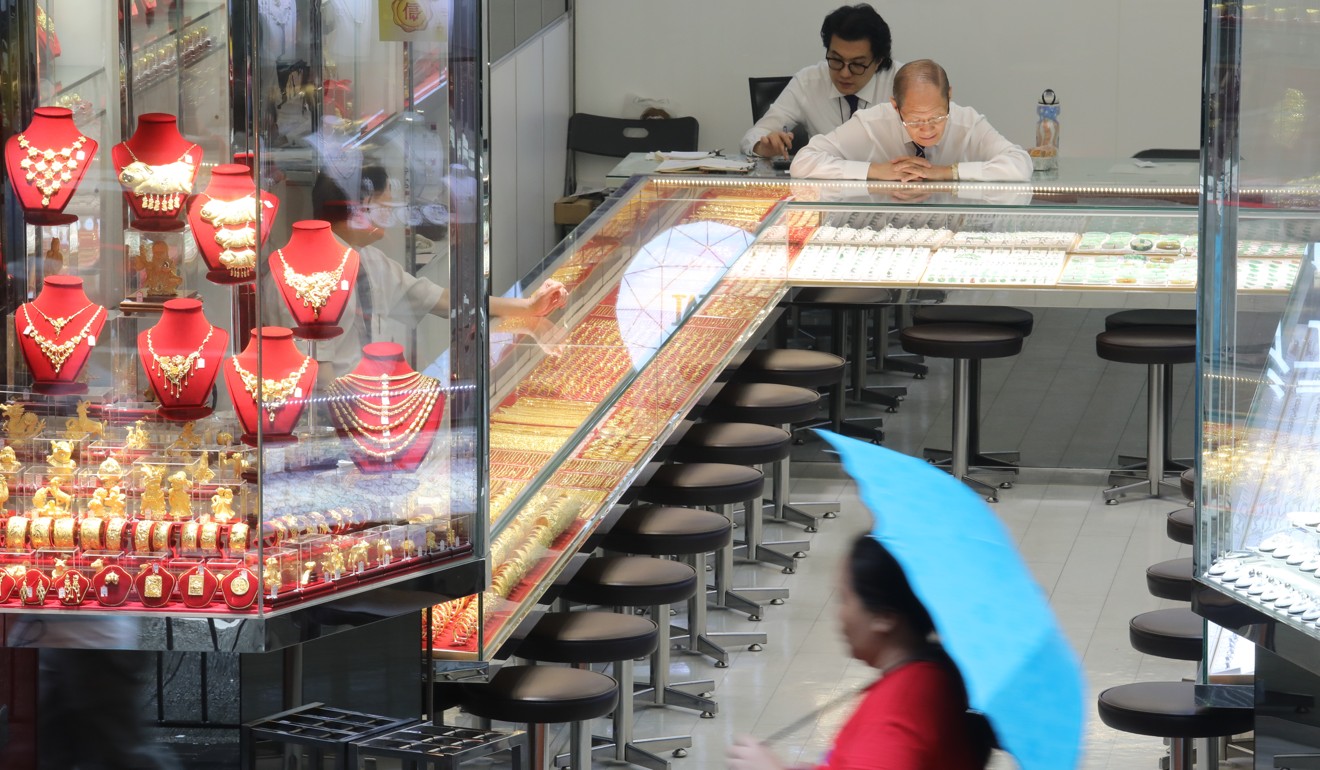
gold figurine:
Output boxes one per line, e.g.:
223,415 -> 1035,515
263,556 -> 281,596
209,487 -> 235,523
2,403 -> 45,441
32,476 -> 72,517
192,451 -> 215,484
0,475 -> 9,510
140,466 -> 167,520
63,401 -> 103,441
136,239 -> 183,297
98,457 -> 125,487
88,484 -> 127,518
0,447 -> 20,475
45,440 -> 75,477
167,471 -> 193,520
175,422 -> 201,451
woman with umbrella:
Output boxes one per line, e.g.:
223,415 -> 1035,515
727,533 -> 993,770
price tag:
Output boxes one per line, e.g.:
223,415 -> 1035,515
87,336 -> 96,347
340,279 -> 349,291
196,358 -> 206,369
294,387 -> 303,398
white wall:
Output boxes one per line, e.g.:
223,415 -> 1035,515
574,0 -> 1201,184
490,16 -> 573,295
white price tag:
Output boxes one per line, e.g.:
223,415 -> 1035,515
87,336 -> 96,347
340,279 -> 349,291
196,358 -> 206,369
294,387 -> 303,398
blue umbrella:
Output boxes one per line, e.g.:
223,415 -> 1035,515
819,431 -> 1085,770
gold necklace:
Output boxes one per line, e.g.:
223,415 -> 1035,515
17,134 -> 89,207
231,356 -> 312,424
118,143 -> 199,213
328,379 -> 438,428
21,304 -> 104,374
198,195 -> 258,226
146,325 -> 216,398
27,301 -> 93,335
327,385 -> 440,460
199,195 -> 262,276
276,248 -> 352,318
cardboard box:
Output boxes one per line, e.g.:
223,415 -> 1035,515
553,192 -> 605,226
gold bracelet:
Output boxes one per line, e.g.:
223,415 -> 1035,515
134,521 -> 154,553
181,522 -> 200,551
79,518 -> 104,550
200,523 -> 219,552
6,517 -> 29,549
152,521 -> 172,552
105,518 -> 127,550
229,522 -> 249,553
29,517 -> 53,549
53,518 -> 76,549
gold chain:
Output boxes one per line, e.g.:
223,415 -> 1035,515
146,324 -> 216,398
327,383 -> 441,460
26,301 -> 93,335
231,355 -> 311,424
276,247 -> 351,318
21,304 -> 104,373
17,134 -> 89,207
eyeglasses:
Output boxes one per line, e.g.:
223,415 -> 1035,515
899,113 -> 950,129
825,56 -> 874,76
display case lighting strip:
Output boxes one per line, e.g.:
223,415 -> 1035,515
647,176 -> 1304,200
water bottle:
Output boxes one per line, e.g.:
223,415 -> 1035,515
1032,89 -> 1060,171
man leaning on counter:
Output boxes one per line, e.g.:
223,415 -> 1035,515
790,59 -> 1033,182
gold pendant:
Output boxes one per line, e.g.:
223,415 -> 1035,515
188,573 -> 205,596
144,574 -> 163,599
230,574 -> 250,596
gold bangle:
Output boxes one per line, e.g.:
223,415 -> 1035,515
152,521 -> 172,552
105,518 -> 128,550
79,517 -> 104,550
229,522 -> 249,553
29,517 -> 53,549
6,517 -> 29,549
134,521 -> 154,553
200,523 -> 219,552
181,522 -> 200,551
53,518 -> 76,549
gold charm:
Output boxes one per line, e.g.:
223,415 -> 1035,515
187,572 -> 205,596
143,574 -> 163,599
230,573 -> 250,596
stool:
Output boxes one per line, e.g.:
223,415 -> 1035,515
702,383 -> 833,530
354,724 -> 525,770
1129,608 -> 1204,661
457,665 -> 618,770
604,504 -> 766,666
518,611 -> 688,770
899,323 -> 1025,502
1167,507 -> 1194,545
560,556 -> 717,718
736,348 -> 846,431
241,703 -> 414,770
672,423 -> 807,570
1147,557 -> 1194,602
912,306 -> 1034,472
1096,326 -> 1196,503
1097,682 -> 1252,770
1181,468 -> 1196,503
1105,309 -> 1196,331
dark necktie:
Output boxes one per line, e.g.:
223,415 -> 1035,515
844,94 -> 860,117
913,143 -> 926,159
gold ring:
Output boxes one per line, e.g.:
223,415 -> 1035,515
105,518 -> 127,550
6,517 -> 29,549
80,518 -> 104,550
181,522 -> 200,551
53,518 -> 76,549
151,522 -> 172,552
134,521 -> 154,553
29,517 -> 53,549
200,523 -> 219,552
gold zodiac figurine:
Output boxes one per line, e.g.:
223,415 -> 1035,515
167,471 -> 193,520
264,556 -> 282,596
140,465 -> 167,520
33,476 -> 73,517
192,451 -> 215,484
88,483 -> 127,518
175,423 -> 201,451
0,475 -> 9,510
209,487 -> 235,523
124,421 -> 151,450
63,401 -> 103,440
98,457 -> 124,488
0,446 -> 20,475
2,403 -> 45,442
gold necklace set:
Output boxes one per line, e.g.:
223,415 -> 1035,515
198,195 -> 260,276
118,143 -> 199,213
17,134 -> 89,207
146,325 -> 216,398
231,356 -> 311,424
327,371 -> 442,461
21,303 -> 104,374
276,247 -> 351,318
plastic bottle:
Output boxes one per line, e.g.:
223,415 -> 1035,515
1032,89 -> 1060,171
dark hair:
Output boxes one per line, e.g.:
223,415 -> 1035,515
849,534 -> 935,637
311,165 -> 389,223
820,4 -> 893,72
892,59 -> 951,109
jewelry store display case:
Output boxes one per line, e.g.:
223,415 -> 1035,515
0,0 -> 486,653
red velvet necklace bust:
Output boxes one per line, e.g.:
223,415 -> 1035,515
5,107 -> 96,225
223,327 -> 318,444
187,164 -> 279,284
16,276 -> 107,393
113,113 -> 202,231
138,298 -> 230,420
270,220 -> 360,339
327,343 -> 445,473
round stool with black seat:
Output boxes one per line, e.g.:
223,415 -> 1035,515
671,422 -> 805,572
912,306 -> 1034,474
1147,557 -> 1194,602
1095,326 -> 1196,503
1097,682 -> 1252,770
604,504 -> 765,667
560,555 -> 717,718
1129,608 -> 1204,661
1181,468 -> 1196,503
1105,309 -> 1196,331
899,323 -> 1026,502
1167,507 -> 1194,545
517,611 -> 689,770
454,665 -> 619,770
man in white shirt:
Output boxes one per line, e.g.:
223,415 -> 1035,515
790,59 -> 1033,182
740,4 -> 899,159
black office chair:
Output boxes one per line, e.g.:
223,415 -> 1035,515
1132,149 -> 1200,162
748,76 -> 809,154
565,113 -> 700,195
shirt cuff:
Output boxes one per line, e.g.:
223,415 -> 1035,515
955,161 -> 986,181
841,160 -> 872,180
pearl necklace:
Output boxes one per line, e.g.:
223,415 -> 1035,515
146,325 -> 216,398
17,134 -> 89,207
231,356 -> 312,424
21,304 -> 104,374
327,373 -> 441,460
276,247 -> 352,319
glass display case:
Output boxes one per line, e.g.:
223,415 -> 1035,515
0,0 -> 484,650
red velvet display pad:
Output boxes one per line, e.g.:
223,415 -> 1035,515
177,565 -> 218,608
112,113 -> 202,231
186,164 -> 279,285
54,569 -> 90,606
4,107 -> 97,224
18,569 -> 51,606
219,567 -> 257,610
0,571 -> 16,603
93,565 -> 132,607
328,343 -> 445,473
269,220 -> 359,339
15,276 -> 107,393
133,563 -> 176,608
222,327 -> 318,443
137,298 -> 229,419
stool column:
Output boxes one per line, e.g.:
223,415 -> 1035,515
952,358 -> 972,481
1147,363 -> 1167,496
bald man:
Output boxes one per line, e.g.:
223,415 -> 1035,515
790,59 -> 1032,182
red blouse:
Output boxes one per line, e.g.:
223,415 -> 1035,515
818,660 -> 984,770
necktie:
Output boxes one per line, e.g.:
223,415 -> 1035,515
913,143 -> 926,159
844,94 -> 860,117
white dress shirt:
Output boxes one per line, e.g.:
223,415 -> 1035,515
789,101 -> 1033,182
739,60 -> 901,156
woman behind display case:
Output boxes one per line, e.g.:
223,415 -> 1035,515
727,534 -> 993,770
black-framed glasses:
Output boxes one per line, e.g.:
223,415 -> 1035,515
825,56 -> 873,76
